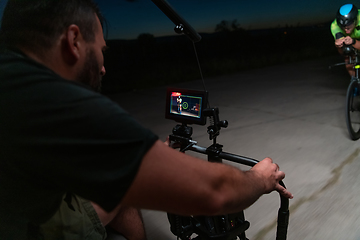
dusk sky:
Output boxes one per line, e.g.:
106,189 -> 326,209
0,0 -> 356,40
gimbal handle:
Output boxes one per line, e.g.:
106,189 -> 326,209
180,142 -> 289,240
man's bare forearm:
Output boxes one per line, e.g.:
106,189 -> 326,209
121,140 -> 291,216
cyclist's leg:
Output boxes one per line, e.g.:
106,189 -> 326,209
345,56 -> 356,78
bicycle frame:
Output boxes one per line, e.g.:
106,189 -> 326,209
347,46 -> 360,79
329,45 -> 360,75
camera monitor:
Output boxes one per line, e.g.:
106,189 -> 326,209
165,87 -> 208,125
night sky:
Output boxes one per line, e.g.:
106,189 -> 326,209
0,0 -> 356,39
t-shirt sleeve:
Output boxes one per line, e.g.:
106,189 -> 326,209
5,79 -> 159,211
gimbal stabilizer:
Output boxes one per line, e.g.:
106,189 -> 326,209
151,1 -> 289,238
167,107 -> 289,240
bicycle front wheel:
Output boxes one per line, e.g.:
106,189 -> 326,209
345,80 -> 360,140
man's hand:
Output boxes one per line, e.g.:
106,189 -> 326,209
335,38 -> 345,48
343,36 -> 355,45
250,158 -> 293,199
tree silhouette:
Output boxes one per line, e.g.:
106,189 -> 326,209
215,20 -> 231,32
137,33 -> 156,59
215,19 -> 241,32
231,19 -> 240,30
137,33 -> 155,44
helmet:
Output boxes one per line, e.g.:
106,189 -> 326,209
336,4 -> 358,27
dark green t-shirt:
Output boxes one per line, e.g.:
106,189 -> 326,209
0,49 -> 158,239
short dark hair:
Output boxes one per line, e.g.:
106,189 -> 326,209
0,0 -> 104,53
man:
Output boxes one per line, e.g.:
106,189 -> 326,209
331,3 -> 360,78
0,0 -> 292,239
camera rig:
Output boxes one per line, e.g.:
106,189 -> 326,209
164,88 -> 289,240
152,1 -> 290,239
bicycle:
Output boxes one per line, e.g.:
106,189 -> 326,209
330,44 -> 360,140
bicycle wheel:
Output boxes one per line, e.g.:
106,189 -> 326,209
345,80 -> 360,140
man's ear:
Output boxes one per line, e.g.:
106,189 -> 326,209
64,24 -> 84,62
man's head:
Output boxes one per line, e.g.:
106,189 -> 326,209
0,0 -> 107,91
336,4 -> 358,34
0,0 -> 104,54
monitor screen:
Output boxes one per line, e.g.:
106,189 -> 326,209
165,87 -> 208,125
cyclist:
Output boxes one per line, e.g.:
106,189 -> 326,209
331,3 -> 360,78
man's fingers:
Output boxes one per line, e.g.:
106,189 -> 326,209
263,158 -> 280,171
275,163 -> 280,171
276,184 -> 293,199
277,170 -> 285,180
256,158 -> 291,198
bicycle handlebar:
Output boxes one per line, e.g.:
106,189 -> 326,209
342,44 -> 356,56
329,44 -> 359,69
185,144 -> 290,240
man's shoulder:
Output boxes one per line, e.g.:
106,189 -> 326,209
0,48 -> 114,123
0,48 -> 97,96
330,19 -> 342,35
0,48 -> 59,82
